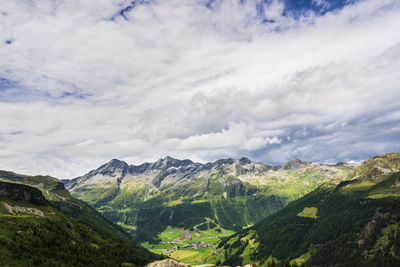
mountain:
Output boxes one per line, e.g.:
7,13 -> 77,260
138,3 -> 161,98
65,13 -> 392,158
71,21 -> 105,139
64,157 -> 353,242
210,152 -> 400,267
0,171 -> 157,266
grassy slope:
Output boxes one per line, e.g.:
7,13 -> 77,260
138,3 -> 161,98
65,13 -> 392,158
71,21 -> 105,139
0,170 -> 130,240
211,153 -> 400,267
0,172 -> 157,267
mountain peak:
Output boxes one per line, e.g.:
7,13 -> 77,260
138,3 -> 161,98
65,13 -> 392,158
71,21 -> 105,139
108,158 -> 126,165
104,159 -> 129,169
162,155 -> 179,163
215,158 -> 235,165
283,159 -> 304,170
238,157 -> 252,164
151,156 -> 193,170
93,159 -> 129,176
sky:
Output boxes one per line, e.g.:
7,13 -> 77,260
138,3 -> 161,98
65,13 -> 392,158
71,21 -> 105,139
1,0 -> 400,179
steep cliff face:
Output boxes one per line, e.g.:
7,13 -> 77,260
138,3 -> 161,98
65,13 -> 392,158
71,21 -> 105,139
0,181 -> 46,204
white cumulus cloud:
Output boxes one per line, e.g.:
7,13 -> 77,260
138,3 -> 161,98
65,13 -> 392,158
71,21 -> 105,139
0,0 -> 399,178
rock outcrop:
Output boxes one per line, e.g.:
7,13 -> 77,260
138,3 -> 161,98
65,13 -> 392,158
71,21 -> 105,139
0,181 -> 46,204
146,259 -> 191,267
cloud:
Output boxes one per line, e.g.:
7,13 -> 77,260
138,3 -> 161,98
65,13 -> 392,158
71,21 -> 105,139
0,0 -> 400,178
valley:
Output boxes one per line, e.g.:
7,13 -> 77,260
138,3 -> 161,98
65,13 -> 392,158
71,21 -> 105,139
141,226 -> 235,265
62,156 -> 353,265
64,157 -> 352,245
2,153 -> 399,266
3,0 -> 399,266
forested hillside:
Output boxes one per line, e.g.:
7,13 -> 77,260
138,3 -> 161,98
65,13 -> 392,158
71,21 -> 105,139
0,172 -> 157,266
210,153 -> 400,267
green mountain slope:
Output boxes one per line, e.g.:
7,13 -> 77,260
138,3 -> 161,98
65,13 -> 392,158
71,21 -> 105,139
64,157 -> 352,243
211,153 -> 400,267
0,171 -> 157,267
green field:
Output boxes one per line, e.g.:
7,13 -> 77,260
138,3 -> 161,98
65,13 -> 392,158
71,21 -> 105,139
297,207 -> 318,219
142,225 -> 235,265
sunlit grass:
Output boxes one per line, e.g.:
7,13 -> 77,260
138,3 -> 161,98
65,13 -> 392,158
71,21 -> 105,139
297,207 -> 318,219
367,193 -> 400,199
342,181 -> 376,192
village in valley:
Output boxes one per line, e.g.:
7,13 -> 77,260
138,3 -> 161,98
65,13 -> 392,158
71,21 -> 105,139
159,230 -> 217,252
141,226 -> 233,264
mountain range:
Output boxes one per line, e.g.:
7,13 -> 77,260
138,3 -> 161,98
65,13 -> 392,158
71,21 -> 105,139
64,157 -> 353,242
2,153 -> 400,266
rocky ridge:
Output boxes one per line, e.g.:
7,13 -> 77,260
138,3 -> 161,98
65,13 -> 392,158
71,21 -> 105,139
63,156 -> 354,242
65,156 -> 353,204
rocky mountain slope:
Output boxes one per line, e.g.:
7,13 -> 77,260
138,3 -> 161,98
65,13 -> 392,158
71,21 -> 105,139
64,157 -> 353,241
0,171 -> 157,266
211,153 -> 400,267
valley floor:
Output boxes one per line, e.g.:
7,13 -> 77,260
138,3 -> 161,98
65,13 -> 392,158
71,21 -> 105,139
142,226 -> 235,265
